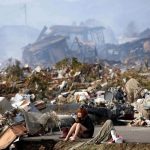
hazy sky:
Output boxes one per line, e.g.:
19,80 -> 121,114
0,0 -> 150,35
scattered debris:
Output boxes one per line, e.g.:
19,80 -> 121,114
0,57 -> 150,149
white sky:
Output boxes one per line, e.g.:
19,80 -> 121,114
0,0 -> 150,34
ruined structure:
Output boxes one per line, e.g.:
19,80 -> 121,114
23,24 -> 150,68
99,37 -> 150,66
22,25 -> 105,67
23,35 -> 69,67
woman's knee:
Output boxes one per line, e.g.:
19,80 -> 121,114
73,122 -> 78,127
76,122 -> 81,125
76,123 -> 82,128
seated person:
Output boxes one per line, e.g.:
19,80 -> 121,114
64,107 -> 94,141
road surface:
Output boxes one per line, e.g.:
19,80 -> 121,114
22,126 -> 150,143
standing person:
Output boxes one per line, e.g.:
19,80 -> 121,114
64,107 -> 94,141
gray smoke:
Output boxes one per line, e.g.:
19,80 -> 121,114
0,25 -> 39,61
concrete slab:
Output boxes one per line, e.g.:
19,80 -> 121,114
22,126 -> 150,143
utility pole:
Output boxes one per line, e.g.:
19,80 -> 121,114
24,3 -> 27,26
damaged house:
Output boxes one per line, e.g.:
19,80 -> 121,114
23,25 -> 105,67
23,35 -> 69,67
99,37 -> 150,66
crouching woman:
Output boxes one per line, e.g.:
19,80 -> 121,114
64,107 -> 94,141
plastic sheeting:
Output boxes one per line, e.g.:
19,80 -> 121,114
0,97 -> 12,114
22,111 -> 59,135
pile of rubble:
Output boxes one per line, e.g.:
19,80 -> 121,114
0,58 -> 150,149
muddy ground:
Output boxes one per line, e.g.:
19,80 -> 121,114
54,142 -> 150,150
15,140 -> 150,150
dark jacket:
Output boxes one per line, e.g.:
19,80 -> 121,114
76,115 -> 94,138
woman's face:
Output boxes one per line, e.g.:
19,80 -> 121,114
77,112 -> 82,118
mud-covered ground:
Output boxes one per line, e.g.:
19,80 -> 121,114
54,142 -> 150,150
15,139 -> 57,150
15,140 -> 150,150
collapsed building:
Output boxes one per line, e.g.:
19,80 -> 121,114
100,37 -> 150,66
23,25 -> 150,68
23,25 -> 105,67
23,35 -> 69,68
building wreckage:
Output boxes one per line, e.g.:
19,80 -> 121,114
23,25 -> 150,68
23,25 -> 105,67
